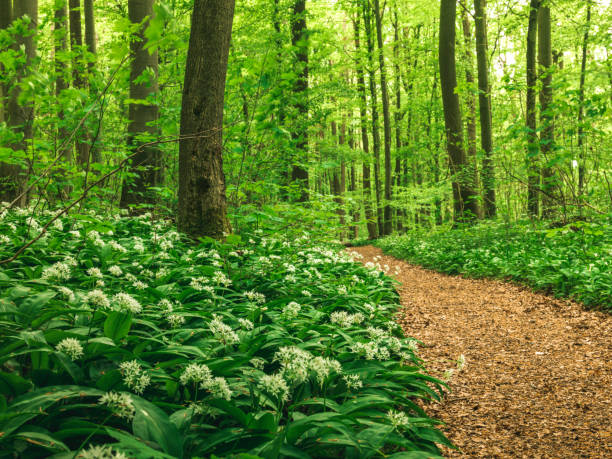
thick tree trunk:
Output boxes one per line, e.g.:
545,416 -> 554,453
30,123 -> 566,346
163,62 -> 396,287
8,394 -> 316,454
474,0 -> 496,217
353,17 -> 377,239
177,0 -> 234,238
460,8 -> 481,218
538,5 -> 555,218
362,3 -> 383,236
289,0 -> 309,201
373,0 -> 392,235
526,0 -> 540,217
121,0 -> 162,208
577,1 -> 591,199
1,0 -> 37,206
68,0 -> 89,165
439,0 -> 480,222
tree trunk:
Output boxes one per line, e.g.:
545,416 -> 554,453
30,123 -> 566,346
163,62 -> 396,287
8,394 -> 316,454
55,0 -> 71,196
0,0 -> 10,124
69,0 -> 89,165
362,3 -> 383,236
439,0 -> 480,222
177,0 -> 234,238
353,17 -> 377,239
121,0 -> 162,208
373,0 -> 392,235
577,1 -> 591,199
392,13 -> 403,233
1,0 -> 37,206
526,0 -> 539,217
538,5 -> 555,218
84,0 -> 96,72
289,0 -> 309,201
460,7 -> 481,219
474,0 -> 496,217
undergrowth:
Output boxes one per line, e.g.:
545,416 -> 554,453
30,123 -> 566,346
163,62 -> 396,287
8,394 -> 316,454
376,219 -> 612,310
0,207 -> 450,458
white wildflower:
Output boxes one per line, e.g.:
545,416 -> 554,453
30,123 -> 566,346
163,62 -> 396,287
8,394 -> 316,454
132,280 -> 148,290
99,392 -> 135,420
167,314 -> 185,328
41,261 -> 71,281
180,363 -> 212,386
282,301 -> 301,320
274,346 -> 311,384
209,314 -> 239,345
238,318 -> 254,330
108,265 -> 123,276
58,286 -> 75,302
112,293 -> 142,314
309,357 -> 342,385
244,291 -> 265,304
250,357 -> 266,370
85,289 -> 110,309
56,338 -> 83,360
387,409 -> 410,430
119,360 -> 150,394
212,271 -> 231,287
343,374 -> 363,391
87,267 -> 103,278
258,373 -> 289,402
78,444 -> 129,459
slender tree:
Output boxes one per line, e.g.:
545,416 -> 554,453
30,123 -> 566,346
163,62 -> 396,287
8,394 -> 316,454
577,1 -> 591,198
526,0 -> 540,217
1,0 -> 38,205
362,2 -> 383,235
0,0 -> 10,124
392,12 -> 403,232
54,0 -> 71,197
460,7 -> 480,213
474,0 -> 496,217
353,16 -> 377,239
68,0 -> 89,165
289,0 -> 309,201
120,0 -> 162,208
538,4 -> 555,217
439,0 -> 480,222
177,0 -> 235,238
373,0 -> 393,235
83,0 -> 96,73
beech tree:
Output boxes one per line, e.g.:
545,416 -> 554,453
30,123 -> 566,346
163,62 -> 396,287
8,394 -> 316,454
177,0 -> 235,238
439,0 -> 480,222
120,0 -> 162,208
0,0 -> 37,205
526,0 -> 540,217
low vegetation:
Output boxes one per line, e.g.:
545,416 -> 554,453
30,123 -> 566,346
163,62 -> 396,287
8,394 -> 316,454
0,209 -> 450,458
376,219 -> 612,310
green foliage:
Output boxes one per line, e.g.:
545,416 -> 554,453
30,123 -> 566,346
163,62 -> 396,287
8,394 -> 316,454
0,208 -> 450,458
376,218 -> 612,309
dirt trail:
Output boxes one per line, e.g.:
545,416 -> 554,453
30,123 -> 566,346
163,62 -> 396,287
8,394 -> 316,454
350,246 -> 612,459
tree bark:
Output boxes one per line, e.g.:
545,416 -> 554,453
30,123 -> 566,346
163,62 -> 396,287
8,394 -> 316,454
177,0 -> 234,238
538,5 -> 555,218
54,0 -> 71,196
1,0 -> 37,205
439,0 -> 480,222
121,0 -> 162,208
460,7 -> 481,218
373,0 -> 392,235
526,0 -> 540,217
577,1 -> 591,198
289,0 -> 309,201
84,0 -> 96,72
353,16 -> 377,239
392,13 -> 403,232
68,0 -> 89,166
0,0 -> 10,124
474,0 -> 496,217
362,2 -> 383,236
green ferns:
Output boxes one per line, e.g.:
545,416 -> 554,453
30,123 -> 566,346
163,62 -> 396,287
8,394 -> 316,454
377,219 -> 612,310
0,209 -> 449,458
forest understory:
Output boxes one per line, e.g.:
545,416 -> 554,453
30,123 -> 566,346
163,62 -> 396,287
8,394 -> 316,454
352,245 -> 612,458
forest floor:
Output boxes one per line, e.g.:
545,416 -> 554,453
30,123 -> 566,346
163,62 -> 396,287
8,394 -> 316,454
350,246 -> 612,459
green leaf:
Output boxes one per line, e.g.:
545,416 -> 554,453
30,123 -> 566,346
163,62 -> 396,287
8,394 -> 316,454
131,396 -> 183,458
104,312 -> 132,341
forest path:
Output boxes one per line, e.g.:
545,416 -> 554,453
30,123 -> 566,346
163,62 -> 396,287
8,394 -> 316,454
350,246 -> 612,458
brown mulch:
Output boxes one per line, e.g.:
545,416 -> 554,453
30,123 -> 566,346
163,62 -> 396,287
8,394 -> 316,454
350,245 -> 612,459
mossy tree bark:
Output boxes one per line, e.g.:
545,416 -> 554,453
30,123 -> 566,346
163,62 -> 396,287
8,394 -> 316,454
526,0 -> 540,217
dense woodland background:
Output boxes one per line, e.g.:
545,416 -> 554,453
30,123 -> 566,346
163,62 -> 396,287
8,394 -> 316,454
0,1 -> 611,458
0,0 -> 610,237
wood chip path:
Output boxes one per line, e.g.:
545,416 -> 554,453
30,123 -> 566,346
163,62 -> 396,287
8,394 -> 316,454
350,246 -> 612,458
